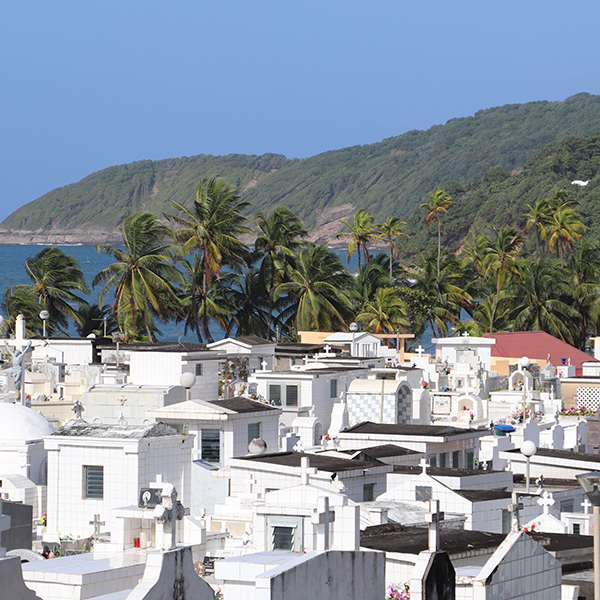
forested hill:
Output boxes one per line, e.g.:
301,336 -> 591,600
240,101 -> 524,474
3,93 -> 600,243
403,130 -> 600,256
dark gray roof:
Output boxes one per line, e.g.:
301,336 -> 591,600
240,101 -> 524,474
342,422 -> 483,437
236,451 -> 386,473
505,447 -> 600,463
455,490 -> 512,502
392,465 -> 505,477
97,341 -> 208,352
233,336 -> 273,346
53,422 -> 180,439
360,525 -> 593,555
340,445 -> 420,458
208,397 -> 279,413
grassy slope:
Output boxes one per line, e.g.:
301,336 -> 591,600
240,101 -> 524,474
4,93 -> 600,234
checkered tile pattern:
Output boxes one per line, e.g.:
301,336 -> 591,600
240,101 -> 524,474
577,386 -> 600,411
347,385 -> 413,424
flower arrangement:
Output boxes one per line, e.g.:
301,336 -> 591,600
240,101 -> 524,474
510,405 -> 531,424
214,588 -> 223,600
40,513 -> 47,527
423,381 -> 429,389
559,406 -> 595,417
523,521 -> 541,533
387,582 -> 410,600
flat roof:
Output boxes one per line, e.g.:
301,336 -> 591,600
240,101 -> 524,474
208,397 -> 279,413
342,422 -> 483,437
235,451 -> 385,473
341,445 -> 420,458
52,422 -> 180,439
505,447 -> 600,464
392,465 -> 505,478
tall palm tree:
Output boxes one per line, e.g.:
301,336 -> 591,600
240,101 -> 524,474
336,209 -> 378,270
546,205 -> 586,266
165,177 -> 251,341
275,244 -> 354,332
420,189 -> 455,279
254,206 -> 308,337
377,217 -> 408,279
482,226 -> 523,333
75,303 -> 117,338
93,212 -> 184,342
8,246 -> 90,333
524,198 -> 551,258
1,287 -> 45,336
357,287 -> 409,333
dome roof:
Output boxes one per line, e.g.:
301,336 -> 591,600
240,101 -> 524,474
0,403 -> 54,442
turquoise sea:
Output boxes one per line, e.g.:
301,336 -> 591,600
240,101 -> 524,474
0,244 -> 365,343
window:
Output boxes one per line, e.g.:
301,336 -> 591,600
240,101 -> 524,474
501,509 -> 511,534
83,466 -> 103,499
195,364 -> 203,376
269,384 -> 281,405
439,453 -> 447,468
561,500 -> 574,513
466,451 -> 474,470
330,379 -> 338,398
573,523 -> 581,535
248,422 -> 261,444
363,483 -> 375,502
285,385 -> 298,406
201,429 -> 220,463
273,526 -> 294,550
428,456 -> 437,467
452,451 -> 460,468
290,357 -> 296,366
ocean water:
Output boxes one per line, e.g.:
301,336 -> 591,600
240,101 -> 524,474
0,244 -> 366,342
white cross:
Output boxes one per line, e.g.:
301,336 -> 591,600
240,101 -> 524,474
311,496 -> 336,550
425,499 -> 444,551
416,345 -> 424,357
537,490 -> 555,514
303,355 -> 310,365
152,483 -> 185,552
117,395 -> 127,405
508,492 -> 524,531
299,456 -> 317,485
462,332 -> 470,338
89,514 -> 105,536
149,474 -> 163,489
582,498 -> 593,515
261,359 -> 268,371
419,458 -> 429,474
323,344 -> 332,355
293,440 -> 305,453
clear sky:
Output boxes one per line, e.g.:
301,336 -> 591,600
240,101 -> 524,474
2,1 -> 600,223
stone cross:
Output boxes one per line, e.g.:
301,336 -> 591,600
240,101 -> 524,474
508,492 -> 524,531
153,483 -> 185,551
312,496 -> 336,550
582,498 -> 593,515
462,332 -> 470,338
71,399 -> 85,420
425,499 -> 444,551
537,490 -> 555,515
419,457 -> 429,475
89,514 -> 105,536
416,345 -> 424,357
323,344 -> 332,355
293,440 -> 305,453
118,395 -> 127,405
261,359 -> 268,371
299,456 -> 317,485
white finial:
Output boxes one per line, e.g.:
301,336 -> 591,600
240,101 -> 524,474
537,490 -> 555,514
299,456 -> 317,485
419,458 -> 429,474
582,498 -> 593,515
261,359 -> 268,371
311,496 -> 336,550
416,345 -> 424,357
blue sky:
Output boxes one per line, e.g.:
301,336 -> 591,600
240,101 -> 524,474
2,1 -> 600,222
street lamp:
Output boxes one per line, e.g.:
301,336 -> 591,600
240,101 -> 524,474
40,310 -> 50,338
576,471 -> 600,600
349,322 -> 358,357
180,372 -> 196,402
113,332 -> 124,367
520,440 -> 537,494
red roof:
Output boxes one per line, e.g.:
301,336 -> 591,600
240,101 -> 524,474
482,331 -> 596,375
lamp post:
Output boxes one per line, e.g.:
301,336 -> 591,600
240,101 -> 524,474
39,310 -> 50,338
576,472 -> 600,600
349,322 -> 358,357
520,440 -> 537,494
113,332 -> 124,367
180,372 -> 196,403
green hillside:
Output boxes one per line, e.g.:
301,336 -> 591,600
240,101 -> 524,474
4,93 -> 600,236
404,130 -> 600,255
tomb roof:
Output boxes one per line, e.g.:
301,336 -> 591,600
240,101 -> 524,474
207,397 -> 280,413
506,447 -> 600,464
51,421 -> 180,439
236,450 -> 386,472
454,489 -> 512,502
341,444 -> 420,458
96,341 -> 208,352
0,402 -> 54,442
342,421 -> 484,437
392,465 -> 504,477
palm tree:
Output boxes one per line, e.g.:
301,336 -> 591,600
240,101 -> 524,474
524,198 -> 551,258
482,226 -> 523,333
93,212 -> 184,342
8,246 -> 90,333
546,205 -> 586,266
165,177 -> 251,341
377,217 -> 408,279
275,244 -> 354,332
1,287 -> 45,336
420,189 -> 455,279
357,287 -> 409,333
75,303 -> 117,338
336,209 -> 378,269
254,206 -> 308,337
